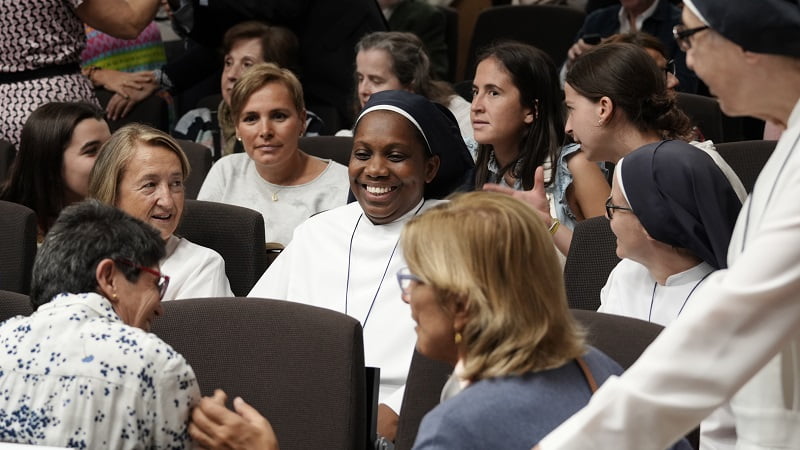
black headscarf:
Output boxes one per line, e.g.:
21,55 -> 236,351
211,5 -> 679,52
355,90 -> 475,199
617,140 -> 742,269
684,0 -> 800,59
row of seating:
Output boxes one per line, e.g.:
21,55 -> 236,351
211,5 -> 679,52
0,139 -> 778,301
0,198 -> 267,297
0,135 -> 352,296
0,5 -> 757,146
0,135 -> 350,198
0,290 -> 693,449
182,136 -> 355,196
449,4 -> 765,141
0,93 -> 761,197
0,99 -> 767,197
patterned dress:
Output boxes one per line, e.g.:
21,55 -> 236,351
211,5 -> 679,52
0,0 -> 98,147
0,292 -> 198,448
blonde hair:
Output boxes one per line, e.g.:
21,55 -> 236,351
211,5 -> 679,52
89,123 -> 190,206
401,192 -> 585,381
229,62 -> 305,124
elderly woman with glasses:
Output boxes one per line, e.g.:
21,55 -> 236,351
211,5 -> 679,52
601,141 -> 741,448
0,200 -> 198,447
89,123 -> 233,300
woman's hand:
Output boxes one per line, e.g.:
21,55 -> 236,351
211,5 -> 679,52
377,403 -> 399,443
103,73 -> 159,120
483,166 -> 552,224
567,38 -> 597,63
93,69 -> 155,96
483,166 -> 574,256
189,389 -> 279,450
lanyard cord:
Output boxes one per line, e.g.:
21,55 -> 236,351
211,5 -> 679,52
648,271 -> 712,323
344,201 -> 426,328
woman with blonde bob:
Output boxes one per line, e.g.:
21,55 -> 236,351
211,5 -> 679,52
398,191 -> 623,449
90,123 -> 233,301
197,62 -> 349,245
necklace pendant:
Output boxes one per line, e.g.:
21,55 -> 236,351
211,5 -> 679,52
271,192 -> 279,202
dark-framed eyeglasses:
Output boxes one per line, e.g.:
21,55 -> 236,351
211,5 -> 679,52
396,267 -> 423,303
605,197 -> 633,219
115,258 -> 170,300
662,59 -> 676,76
673,24 -> 710,51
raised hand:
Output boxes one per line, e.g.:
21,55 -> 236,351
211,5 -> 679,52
483,165 -> 552,224
190,389 -> 279,450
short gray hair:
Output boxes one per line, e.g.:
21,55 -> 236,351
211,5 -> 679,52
30,200 -> 166,309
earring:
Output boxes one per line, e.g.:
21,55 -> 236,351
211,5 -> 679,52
236,136 -> 242,141
111,292 -> 118,300
454,332 -> 462,344
596,119 -> 604,127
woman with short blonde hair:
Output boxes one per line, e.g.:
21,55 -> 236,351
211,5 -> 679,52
402,192 -> 584,379
228,63 -> 305,124
198,62 -> 350,245
400,191 -> 623,449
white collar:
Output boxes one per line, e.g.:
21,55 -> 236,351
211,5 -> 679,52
43,292 -> 123,324
358,198 -> 426,229
618,0 -> 660,33
440,359 -> 469,402
663,261 -> 714,286
165,234 -> 180,258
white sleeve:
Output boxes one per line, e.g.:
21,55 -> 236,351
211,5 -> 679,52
175,248 -> 233,299
596,263 -> 618,313
248,243 -> 292,300
200,251 -> 234,297
539,176 -> 800,449
196,158 -> 227,202
152,354 -> 200,449
382,384 -> 405,414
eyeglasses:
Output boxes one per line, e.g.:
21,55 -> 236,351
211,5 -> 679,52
396,267 -> 422,303
115,259 -> 170,300
605,197 -> 633,219
673,24 -> 710,51
662,59 -> 676,76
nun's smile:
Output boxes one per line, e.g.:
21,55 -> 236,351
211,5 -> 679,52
350,110 -> 438,225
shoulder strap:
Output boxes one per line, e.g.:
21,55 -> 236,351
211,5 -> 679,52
576,356 -> 599,393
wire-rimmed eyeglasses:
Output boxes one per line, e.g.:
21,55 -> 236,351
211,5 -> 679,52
605,197 -> 633,219
396,267 -> 422,303
115,258 -> 170,300
673,24 -> 710,51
